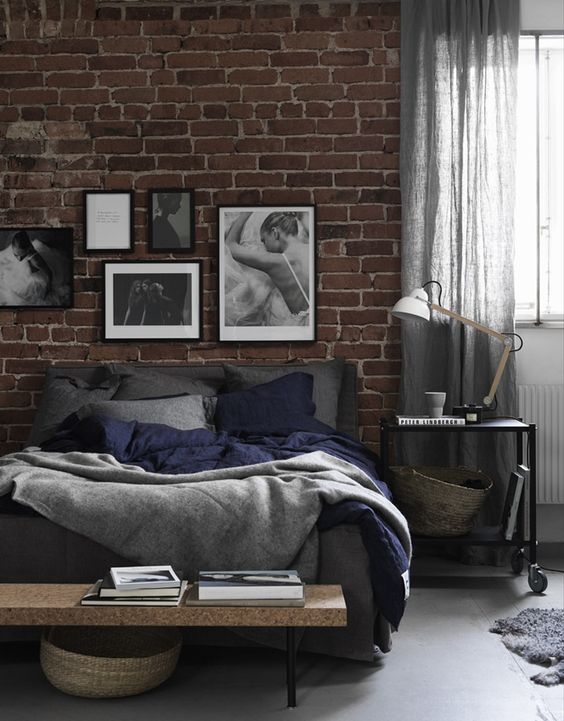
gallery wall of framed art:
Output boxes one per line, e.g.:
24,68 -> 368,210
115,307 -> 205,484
217,205 -> 316,343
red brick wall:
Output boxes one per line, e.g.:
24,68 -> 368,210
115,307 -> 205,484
0,1 -> 401,454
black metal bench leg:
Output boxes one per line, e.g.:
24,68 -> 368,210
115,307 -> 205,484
286,626 -> 296,707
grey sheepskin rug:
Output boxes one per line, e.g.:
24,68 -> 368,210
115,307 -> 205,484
490,608 -> 564,686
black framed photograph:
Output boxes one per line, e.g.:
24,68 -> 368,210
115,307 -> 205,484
103,260 -> 202,342
0,227 -> 73,308
84,190 -> 134,252
218,205 -> 316,342
149,188 -> 195,252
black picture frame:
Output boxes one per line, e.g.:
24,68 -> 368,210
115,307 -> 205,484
148,188 -> 195,253
103,260 -> 202,342
0,227 -> 74,309
217,205 -> 316,342
84,190 -> 134,253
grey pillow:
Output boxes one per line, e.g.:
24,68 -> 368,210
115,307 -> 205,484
222,359 -> 345,429
27,370 -> 122,447
77,395 -> 217,431
110,365 -> 221,400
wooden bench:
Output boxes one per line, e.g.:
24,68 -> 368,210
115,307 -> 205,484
0,583 -> 347,707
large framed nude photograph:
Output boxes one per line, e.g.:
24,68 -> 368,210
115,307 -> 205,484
217,205 -> 316,342
0,227 -> 73,308
103,260 -> 202,342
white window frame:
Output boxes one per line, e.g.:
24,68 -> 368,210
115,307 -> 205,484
515,31 -> 564,328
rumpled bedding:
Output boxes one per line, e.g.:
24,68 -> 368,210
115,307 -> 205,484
0,414 -> 411,628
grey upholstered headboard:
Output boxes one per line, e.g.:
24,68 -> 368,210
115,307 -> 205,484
46,362 -> 359,439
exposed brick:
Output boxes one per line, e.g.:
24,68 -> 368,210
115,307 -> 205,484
227,68 -> 278,85
233,34 -> 281,50
177,69 -> 226,85
1,0 -> 402,449
126,5 -> 174,21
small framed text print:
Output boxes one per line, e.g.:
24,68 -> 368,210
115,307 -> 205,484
218,205 -> 316,342
103,260 -> 202,342
84,190 -> 134,252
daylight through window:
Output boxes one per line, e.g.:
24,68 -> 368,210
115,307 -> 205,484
515,34 -> 564,324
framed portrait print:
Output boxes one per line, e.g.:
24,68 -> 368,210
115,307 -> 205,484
149,188 -> 195,252
0,227 -> 73,308
84,190 -> 134,252
103,260 -> 202,342
218,205 -> 316,342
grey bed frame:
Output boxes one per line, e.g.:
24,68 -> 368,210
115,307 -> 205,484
0,362 -> 391,660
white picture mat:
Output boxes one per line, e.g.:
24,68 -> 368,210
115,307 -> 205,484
218,206 -> 315,341
86,193 -> 131,250
104,262 -> 200,339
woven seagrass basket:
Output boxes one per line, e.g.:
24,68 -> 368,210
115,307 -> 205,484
390,466 -> 493,537
40,626 -> 182,698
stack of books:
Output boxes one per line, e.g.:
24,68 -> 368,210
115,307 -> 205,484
81,564 -> 186,606
186,570 -> 305,607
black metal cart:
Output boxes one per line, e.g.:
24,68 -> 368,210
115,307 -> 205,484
379,417 -> 548,593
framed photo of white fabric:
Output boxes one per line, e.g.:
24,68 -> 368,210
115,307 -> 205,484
0,227 -> 73,308
217,205 -> 316,342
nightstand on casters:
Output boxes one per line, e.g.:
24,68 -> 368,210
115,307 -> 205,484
379,418 -> 547,593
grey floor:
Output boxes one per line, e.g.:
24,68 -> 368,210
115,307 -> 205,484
1,553 -> 563,721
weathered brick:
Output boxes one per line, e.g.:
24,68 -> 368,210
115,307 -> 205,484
1,0 -> 402,450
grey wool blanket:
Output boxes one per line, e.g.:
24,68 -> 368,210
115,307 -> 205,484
0,449 -> 411,584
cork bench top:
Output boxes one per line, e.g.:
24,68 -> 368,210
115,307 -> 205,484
0,583 -> 347,628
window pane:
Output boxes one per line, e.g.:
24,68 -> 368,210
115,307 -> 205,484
515,36 -> 538,322
515,35 -> 564,323
539,35 -> 564,320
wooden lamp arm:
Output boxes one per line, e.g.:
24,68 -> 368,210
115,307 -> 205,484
430,304 -> 507,342
430,303 -> 513,406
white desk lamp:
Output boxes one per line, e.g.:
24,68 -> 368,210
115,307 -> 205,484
391,281 -> 517,407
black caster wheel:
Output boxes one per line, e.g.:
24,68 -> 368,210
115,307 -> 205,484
528,566 -> 548,593
511,549 -> 524,574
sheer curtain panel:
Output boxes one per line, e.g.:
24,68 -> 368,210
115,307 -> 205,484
398,0 -> 520,557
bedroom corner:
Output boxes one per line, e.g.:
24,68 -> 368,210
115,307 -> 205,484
0,1 -> 562,721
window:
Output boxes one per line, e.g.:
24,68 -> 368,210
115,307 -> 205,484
515,34 -> 564,324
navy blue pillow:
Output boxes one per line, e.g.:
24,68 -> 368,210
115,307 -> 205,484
214,372 -> 321,435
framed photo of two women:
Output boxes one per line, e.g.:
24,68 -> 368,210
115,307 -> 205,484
217,205 -> 316,342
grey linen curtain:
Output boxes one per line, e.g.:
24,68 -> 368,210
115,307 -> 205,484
398,0 -> 520,558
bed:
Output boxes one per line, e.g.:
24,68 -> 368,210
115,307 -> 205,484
0,360 -> 410,661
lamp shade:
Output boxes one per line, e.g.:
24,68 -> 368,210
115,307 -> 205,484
391,288 -> 430,322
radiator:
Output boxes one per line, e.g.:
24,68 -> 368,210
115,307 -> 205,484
518,384 -> 564,503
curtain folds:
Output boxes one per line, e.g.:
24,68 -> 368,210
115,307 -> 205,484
398,0 -> 520,560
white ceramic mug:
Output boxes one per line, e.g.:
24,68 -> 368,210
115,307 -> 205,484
425,391 -> 446,418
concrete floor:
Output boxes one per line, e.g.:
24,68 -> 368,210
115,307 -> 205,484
1,553 -> 563,721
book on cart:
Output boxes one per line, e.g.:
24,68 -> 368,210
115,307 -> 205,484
198,570 -> 304,600
185,584 -> 305,607
99,572 -> 180,598
517,464 -> 531,542
395,415 -> 466,426
501,470 -> 525,541
109,564 -> 181,592
81,580 -> 188,606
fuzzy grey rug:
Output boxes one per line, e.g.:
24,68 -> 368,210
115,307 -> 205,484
490,608 -> 564,686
